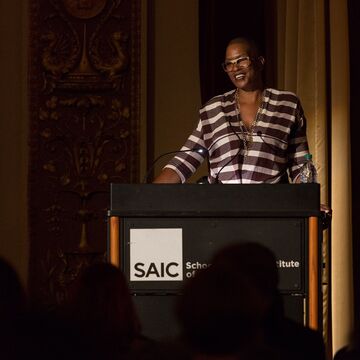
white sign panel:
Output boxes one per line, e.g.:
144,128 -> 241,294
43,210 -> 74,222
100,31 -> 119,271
130,228 -> 183,281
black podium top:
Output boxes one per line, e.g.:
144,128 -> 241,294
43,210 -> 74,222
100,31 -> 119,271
109,183 -> 320,218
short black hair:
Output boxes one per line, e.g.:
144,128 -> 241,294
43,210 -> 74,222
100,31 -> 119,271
227,37 -> 262,57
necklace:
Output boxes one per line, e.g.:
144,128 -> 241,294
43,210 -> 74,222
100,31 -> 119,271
234,88 -> 264,154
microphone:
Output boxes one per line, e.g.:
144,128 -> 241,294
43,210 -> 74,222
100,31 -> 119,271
143,147 -> 207,183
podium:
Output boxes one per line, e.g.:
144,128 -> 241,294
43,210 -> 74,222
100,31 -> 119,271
108,183 -> 321,339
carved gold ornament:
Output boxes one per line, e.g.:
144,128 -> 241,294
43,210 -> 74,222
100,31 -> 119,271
63,0 -> 107,19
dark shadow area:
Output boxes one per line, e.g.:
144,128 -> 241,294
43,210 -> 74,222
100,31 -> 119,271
199,0 -> 277,103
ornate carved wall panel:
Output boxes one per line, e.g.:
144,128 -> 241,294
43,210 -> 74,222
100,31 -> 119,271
28,0 -> 140,304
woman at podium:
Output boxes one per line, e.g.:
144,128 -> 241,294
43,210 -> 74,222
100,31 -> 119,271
153,37 -> 310,185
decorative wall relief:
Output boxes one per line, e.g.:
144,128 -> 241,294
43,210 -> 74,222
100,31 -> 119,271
29,0 -> 140,305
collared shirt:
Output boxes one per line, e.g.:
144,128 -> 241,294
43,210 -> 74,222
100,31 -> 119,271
165,88 -> 309,184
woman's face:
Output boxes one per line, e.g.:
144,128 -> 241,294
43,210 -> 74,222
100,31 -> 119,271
224,41 -> 264,91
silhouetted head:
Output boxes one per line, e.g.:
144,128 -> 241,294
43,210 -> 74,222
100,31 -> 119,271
211,242 -> 284,327
177,262 -> 266,355
69,262 -> 140,340
0,257 -> 26,322
212,242 -> 279,296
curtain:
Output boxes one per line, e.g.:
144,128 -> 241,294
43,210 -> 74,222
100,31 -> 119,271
329,0 -> 354,353
277,0 -> 354,354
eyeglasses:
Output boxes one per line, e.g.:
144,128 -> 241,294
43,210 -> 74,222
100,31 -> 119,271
222,56 -> 252,72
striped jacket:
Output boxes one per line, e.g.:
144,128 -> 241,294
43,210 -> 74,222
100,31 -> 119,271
165,88 -> 309,184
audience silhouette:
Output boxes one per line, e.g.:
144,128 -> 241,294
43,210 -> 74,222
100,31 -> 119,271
0,257 -> 27,359
0,257 -> 26,324
176,242 -> 326,360
0,243 -> 329,360
334,329 -> 360,360
65,262 -> 152,359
